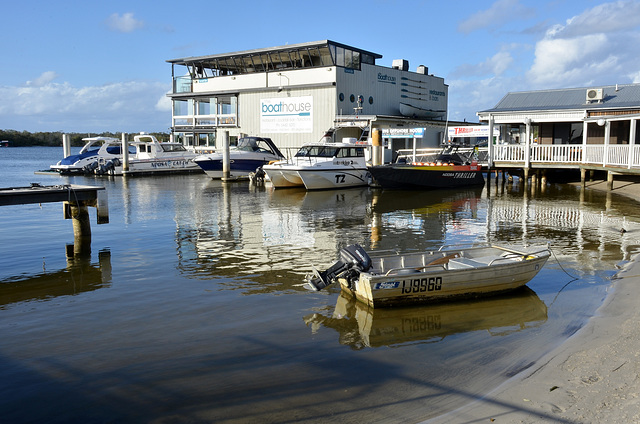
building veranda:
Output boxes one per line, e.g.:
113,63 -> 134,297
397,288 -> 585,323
478,84 -> 640,186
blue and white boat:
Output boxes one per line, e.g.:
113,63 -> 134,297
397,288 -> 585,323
194,136 -> 284,179
50,137 -> 128,174
50,134 -> 201,176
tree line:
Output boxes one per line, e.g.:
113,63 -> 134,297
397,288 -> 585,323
0,130 -> 170,147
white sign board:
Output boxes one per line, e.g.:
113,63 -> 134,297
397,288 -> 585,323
260,96 -> 313,133
448,126 -> 500,138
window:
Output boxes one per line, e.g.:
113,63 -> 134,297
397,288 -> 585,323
173,99 -> 192,116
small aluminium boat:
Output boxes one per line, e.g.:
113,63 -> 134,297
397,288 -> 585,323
306,243 -> 551,308
263,130 -> 370,190
368,145 -> 484,189
194,136 -> 284,179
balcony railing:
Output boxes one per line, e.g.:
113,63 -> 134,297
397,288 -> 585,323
493,144 -> 640,169
396,144 -> 640,171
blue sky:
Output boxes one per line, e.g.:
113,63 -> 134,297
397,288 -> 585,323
2,0 -> 640,134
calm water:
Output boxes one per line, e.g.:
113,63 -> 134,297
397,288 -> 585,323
1,147 -> 639,423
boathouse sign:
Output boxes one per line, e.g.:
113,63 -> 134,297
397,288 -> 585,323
260,96 -> 313,133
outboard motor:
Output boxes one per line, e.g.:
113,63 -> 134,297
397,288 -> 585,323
83,161 -> 99,174
307,244 -> 372,291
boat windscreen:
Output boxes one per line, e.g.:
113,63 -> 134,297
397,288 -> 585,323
295,146 -> 338,158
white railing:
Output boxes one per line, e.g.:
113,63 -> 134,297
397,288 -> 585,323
493,144 -> 640,170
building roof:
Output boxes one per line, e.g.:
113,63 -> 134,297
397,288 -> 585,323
167,40 -> 382,65
479,83 -> 640,114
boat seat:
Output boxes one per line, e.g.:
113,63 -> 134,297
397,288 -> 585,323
447,256 -> 499,269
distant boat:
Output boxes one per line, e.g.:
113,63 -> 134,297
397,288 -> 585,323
194,136 -> 284,179
399,102 -> 446,119
306,243 -> 551,308
50,136 -> 125,174
50,134 -> 201,175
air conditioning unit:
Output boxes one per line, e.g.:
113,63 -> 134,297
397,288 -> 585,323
586,88 -> 604,102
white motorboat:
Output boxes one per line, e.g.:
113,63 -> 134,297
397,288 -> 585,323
194,136 -> 284,179
263,133 -> 370,190
307,243 -> 551,308
119,133 -> 201,175
50,136 -> 127,174
50,134 -> 201,176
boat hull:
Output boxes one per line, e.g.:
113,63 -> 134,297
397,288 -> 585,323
262,165 -> 304,188
195,157 -> 275,179
297,168 -> 369,190
119,159 -> 201,175
369,164 -> 485,189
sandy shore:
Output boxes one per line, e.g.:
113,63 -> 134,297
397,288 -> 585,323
425,178 -> 640,423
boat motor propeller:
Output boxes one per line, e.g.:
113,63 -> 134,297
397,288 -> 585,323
307,244 -> 372,291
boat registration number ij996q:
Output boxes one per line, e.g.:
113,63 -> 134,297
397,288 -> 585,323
374,278 -> 443,293
401,277 -> 443,293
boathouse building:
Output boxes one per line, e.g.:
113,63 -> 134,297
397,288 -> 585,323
166,40 -> 451,155
477,84 -> 640,182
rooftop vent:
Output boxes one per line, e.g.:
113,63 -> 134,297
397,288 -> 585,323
392,59 -> 409,71
586,88 -> 604,102
417,65 -> 428,75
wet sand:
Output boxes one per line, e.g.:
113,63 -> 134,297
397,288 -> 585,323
426,178 -> 640,423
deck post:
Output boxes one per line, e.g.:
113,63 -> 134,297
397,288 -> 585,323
221,131 -> 231,181
602,120 -> 610,167
629,118 -> 637,169
607,171 -> 614,190
122,133 -> 129,172
582,122 -> 588,164
62,134 -> 71,159
372,129 -> 382,165
487,115 -> 494,168
580,168 -> 587,187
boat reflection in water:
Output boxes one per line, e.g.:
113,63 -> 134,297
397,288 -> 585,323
304,288 -> 547,349
0,249 -> 112,308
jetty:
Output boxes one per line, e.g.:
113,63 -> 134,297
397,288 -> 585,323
0,184 -> 108,252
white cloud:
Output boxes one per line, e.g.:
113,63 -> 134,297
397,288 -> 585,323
458,0 -> 533,34
0,79 -> 171,132
26,71 -> 59,87
526,1 -> 640,88
106,13 -> 144,33
554,0 -> 640,38
527,34 -> 615,86
451,50 -> 514,78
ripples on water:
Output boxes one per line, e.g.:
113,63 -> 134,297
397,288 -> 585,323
1,147 -> 639,423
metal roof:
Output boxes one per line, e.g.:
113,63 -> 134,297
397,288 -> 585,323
479,83 -> 640,113
167,40 -> 382,65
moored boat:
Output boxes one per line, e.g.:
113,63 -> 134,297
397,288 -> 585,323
194,136 -> 284,179
263,129 -> 370,190
306,243 -> 551,308
50,136 -> 126,174
121,133 -> 201,175
368,145 -> 484,189
50,134 -> 201,176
